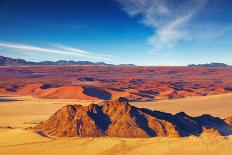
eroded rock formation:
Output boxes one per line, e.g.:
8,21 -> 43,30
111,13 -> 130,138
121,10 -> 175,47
33,98 -> 232,138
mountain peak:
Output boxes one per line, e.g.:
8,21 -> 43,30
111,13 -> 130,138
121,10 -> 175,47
188,63 -> 231,67
0,55 -> 136,66
33,98 -> 232,138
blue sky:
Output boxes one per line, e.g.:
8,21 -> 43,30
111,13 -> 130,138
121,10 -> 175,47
0,0 -> 232,66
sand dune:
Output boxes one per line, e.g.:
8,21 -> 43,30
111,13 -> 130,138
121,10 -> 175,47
132,93 -> 232,118
1,66 -> 232,101
0,94 -> 232,155
0,96 -> 99,128
1,83 -> 142,101
0,128 -> 232,155
0,93 -> 232,128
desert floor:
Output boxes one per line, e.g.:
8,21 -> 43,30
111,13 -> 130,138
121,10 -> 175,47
0,94 -> 232,155
132,93 -> 232,118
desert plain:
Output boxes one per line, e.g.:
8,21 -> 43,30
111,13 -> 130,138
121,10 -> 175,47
0,66 -> 232,155
0,93 -> 232,155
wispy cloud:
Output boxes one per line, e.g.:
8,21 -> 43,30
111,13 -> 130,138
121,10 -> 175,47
0,41 -> 112,61
117,0 -> 208,53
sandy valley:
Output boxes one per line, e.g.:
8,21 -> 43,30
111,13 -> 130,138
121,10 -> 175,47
0,94 -> 232,155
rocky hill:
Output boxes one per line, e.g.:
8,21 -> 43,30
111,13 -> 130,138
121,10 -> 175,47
33,98 -> 232,138
0,55 -> 35,66
188,63 -> 231,67
0,55 -> 137,66
0,55 -> 110,66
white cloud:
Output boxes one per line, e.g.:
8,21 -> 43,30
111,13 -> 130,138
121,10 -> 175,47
55,45 -> 91,55
0,41 -> 111,61
117,0 -> 208,53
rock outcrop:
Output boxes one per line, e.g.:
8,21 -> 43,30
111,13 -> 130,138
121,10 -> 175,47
225,117 -> 232,126
33,98 -> 232,138
0,55 -> 135,66
200,127 -> 222,137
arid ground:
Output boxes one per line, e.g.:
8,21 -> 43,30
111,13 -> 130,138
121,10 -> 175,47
0,66 -> 232,155
1,0 -> 232,154
1,66 -> 232,101
0,94 -> 232,155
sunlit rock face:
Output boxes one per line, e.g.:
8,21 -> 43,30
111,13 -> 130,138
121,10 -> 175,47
33,98 -> 232,138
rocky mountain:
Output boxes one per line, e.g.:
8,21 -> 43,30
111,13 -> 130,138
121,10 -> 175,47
33,98 -> 232,138
118,64 -> 136,67
188,63 -> 231,67
0,55 -> 36,66
0,55 -> 116,66
225,117 -> 232,126
38,60 -> 109,66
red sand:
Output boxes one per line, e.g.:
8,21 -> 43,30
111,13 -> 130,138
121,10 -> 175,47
0,66 -> 231,100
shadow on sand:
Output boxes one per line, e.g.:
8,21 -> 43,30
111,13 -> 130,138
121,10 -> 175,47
0,96 -> 23,102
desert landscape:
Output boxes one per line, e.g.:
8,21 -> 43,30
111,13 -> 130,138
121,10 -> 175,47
1,66 -> 232,101
0,66 -> 232,155
1,0 -> 232,154
0,93 -> 232,155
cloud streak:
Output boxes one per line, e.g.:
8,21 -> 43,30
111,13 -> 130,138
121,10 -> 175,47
0,41 -> 111,61
117,0 -> 208,53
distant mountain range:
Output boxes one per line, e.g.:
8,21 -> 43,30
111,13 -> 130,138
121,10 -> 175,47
188,63 -> 231,67
1,55 -> 230,67
0,55 -> 136,66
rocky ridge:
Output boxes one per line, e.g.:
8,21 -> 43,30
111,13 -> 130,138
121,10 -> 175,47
33,98 -> 232,138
